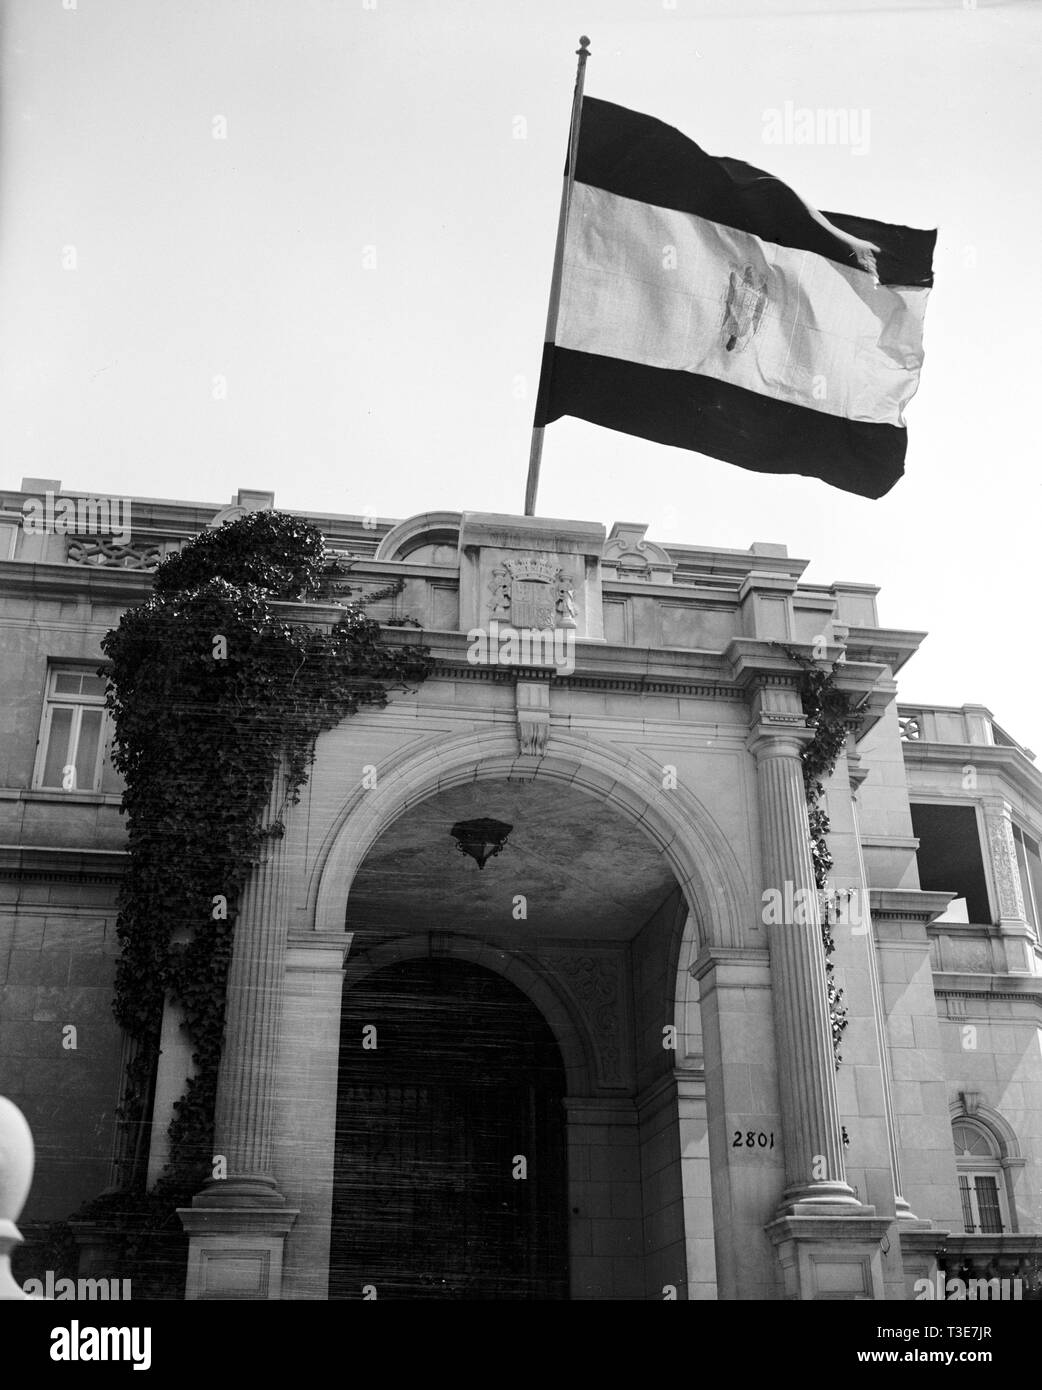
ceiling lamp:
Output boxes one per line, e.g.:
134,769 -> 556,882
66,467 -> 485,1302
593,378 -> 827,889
450,818 -> 512,870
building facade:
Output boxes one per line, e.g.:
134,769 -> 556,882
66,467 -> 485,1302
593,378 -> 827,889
2,479 -> 1042,1300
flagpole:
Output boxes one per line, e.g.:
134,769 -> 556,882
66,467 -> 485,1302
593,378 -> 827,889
523,35 -> 591,517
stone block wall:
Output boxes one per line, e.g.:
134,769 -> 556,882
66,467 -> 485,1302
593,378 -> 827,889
0,883 -> 123,1221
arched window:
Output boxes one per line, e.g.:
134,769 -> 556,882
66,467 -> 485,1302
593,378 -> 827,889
953,1119 -> 1007,1234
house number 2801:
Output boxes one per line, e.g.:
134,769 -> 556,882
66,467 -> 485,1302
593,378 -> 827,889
732,1130 -> 775,1149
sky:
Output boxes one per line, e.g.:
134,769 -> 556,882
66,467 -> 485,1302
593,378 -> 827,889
1,0 -> 1039,749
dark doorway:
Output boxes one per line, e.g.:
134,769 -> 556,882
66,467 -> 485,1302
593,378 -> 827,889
330,958 -> 569,1300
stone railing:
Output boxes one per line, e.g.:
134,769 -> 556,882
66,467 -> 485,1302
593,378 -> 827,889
938,1234 -> 1042,1298
898,712 -> 922,742
897,704 -> 997,746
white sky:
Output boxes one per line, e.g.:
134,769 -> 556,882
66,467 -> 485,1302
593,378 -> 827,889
2,0 -> 1039,749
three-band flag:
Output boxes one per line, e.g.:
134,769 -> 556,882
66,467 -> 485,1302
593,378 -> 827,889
532,96 -> 935,500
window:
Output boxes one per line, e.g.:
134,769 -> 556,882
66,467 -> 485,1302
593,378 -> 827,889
953,1120 -> 1007,1234
1012,823 -> 1042,941
911,804 -> 992,924
34,667 -> 119,794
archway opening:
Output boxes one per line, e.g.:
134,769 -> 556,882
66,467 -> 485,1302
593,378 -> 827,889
330,957 -> 568,1300
321,776 -> 714,1299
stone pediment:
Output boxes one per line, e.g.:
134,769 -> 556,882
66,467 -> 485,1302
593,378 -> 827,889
602,523 -> 675,585
207,489 -> 275,529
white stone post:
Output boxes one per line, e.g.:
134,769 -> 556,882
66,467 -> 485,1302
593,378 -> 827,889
0,1095 -> 34,1299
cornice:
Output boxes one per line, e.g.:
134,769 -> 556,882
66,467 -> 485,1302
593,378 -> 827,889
843,625 -> 927,675
869,888 -> 955,924
662,543 -> 809,583
902,741 -> 1042,803
423,631 -> 744,696
0,560 -> 154,603
723,638 -> 894,737
932,973 -> 1042,1007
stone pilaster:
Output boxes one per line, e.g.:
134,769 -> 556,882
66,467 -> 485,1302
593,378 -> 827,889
981,796 -> 1035,973
846,733 -> 917,1224
692,946 -> 784,1299
983,797 -> 1026,923
749,714 -> 858,1213
179,764 -> 298,1299
276,934 -> 353,1300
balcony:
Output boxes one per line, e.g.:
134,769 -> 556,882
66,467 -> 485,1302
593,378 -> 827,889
938,1235 -> 1042,1299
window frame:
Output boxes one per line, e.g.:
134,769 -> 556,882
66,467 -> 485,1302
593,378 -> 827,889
952,1117 -> 1012,1235
908,797 -> 993,925
32,663 -> 115,794
957,1172 -> 1004,1235
1012,821 -> 1042,942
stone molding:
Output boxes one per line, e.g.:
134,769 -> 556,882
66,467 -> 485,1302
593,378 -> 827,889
313,726 -> 747,953
515,676 -> 550,757
601,522 -> 676,585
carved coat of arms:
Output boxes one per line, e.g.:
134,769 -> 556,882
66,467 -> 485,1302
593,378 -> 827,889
489,556 -> 577,630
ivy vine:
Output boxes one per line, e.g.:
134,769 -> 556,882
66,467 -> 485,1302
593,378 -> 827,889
780,647 -> 863,1068
69,511 -> 430,1290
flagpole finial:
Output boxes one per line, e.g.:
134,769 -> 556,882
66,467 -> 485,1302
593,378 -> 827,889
578,35 -> 591,54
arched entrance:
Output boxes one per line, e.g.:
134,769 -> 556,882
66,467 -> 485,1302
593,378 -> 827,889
311,769 -> 727,1299
330,958 -> 569,1300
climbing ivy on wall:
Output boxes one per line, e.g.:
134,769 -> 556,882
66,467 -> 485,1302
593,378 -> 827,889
87,511 -> 430,1230
781,648 -> 860,1068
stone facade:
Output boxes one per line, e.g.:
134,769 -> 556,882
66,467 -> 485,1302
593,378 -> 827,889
2,478 -> 1041,1300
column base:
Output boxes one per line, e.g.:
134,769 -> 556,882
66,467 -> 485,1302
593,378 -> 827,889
774,1180 -> 865,1217
178,1206 -> 298,1300
894,1197 -> 922,1222
766,1213 -> 891,1299
192,1174 -> 286,1208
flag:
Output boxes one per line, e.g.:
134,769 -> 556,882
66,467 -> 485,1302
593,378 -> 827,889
534,98 -> 936,499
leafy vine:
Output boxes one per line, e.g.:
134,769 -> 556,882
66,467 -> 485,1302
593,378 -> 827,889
780,647 -> 863,1067
68,511 -> 430,1290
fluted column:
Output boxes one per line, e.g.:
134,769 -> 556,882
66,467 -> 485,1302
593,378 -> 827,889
750,724 -> 859,1213
179,762 -> 298,1299
195,762 -> 291,1205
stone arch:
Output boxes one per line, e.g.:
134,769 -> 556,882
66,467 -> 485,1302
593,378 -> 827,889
374,511 -> 462,563
666,901 -> 706,1068
949,1097 -> 1023,1161
341,932 -> 594,1093
310,725 -> 747,954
